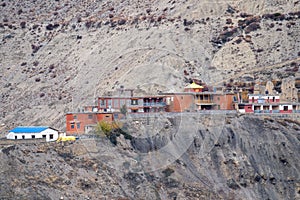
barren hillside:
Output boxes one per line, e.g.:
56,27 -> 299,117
1,1 -> 300,199
0,0 -> 300,130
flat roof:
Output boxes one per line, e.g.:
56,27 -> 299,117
161,92 -> 235,95
9,126 -> 54,133
98,95 -> 165,99
248,94 -> 280,97
66,112 -> 113,114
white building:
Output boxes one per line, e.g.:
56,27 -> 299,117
248,94 -> 280,103
6,126 -> 59,142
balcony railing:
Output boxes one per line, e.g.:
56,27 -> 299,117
143,102 -> 166,107
195,100 -> 214,104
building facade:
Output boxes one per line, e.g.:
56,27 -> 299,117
237,94 -> 300,113
66,112 -> 113,134
7,126 -> 59,142
98,96 -> 166,113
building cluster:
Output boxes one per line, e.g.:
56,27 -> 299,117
65,81 -> 300,134
5,80 -> 300,140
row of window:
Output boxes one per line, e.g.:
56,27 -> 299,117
70,122 -> 80,129
100,99 -> 140,106
14,134 -> 54,139
73,115 -> 93,120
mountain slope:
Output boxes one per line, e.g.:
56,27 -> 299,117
0,1 -> 300,129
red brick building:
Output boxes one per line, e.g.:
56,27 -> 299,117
213,93 -> 236,110
66,112 -> 113,134
163,91 -> 236,112
164,93 -> 195,112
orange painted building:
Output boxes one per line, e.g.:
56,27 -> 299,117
165,93 -> 195,112
213,93 -> 236,110
66,112 -> 113,134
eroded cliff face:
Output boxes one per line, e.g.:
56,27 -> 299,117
1,115 -> 299,199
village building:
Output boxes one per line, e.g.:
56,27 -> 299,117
164,93 -> 195,112
66,112 -> 113,134
236,94 -> 300,113
97,96 -> 166,113
64,80 -> 299,135
162,92 -> 237,111
6,126 -> 59,142
213,93 -> 237,110
248,94 -> 280,103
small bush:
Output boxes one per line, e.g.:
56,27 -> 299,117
118,19 -> 126,25
85,21 -> 93,29
20,21 -> 26,28
162,168 -> 175,177
96,121 -> 112,136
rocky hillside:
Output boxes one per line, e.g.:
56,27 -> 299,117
0,114 -> 299,199
0,0 -> 300,130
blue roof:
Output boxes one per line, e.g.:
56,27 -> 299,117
9,126 -> 49,134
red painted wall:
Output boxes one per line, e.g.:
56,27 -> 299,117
166,94 -> 194,112
213,94 -> 235,110
66,113 -> 113,134
245,105 -> 253,113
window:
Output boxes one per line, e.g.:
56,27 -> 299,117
15,136 -> 17,140
131,99 -> 138,105
50,134 -> 53,139
77,123 -> 81,129
42,135 -> 46,139
284,106 -> 288,111
88,114 -> 93,119
71,123 -> 75,129
32,135 -> 35,139
22,135 -> 25,139
217,97 -> 220,101
100,99 -> 105,106
273,97 -> 275,102
73,115 -> 77,120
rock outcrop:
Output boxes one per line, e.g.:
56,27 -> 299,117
0,114 -> 299,199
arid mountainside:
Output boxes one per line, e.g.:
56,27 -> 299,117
0,114 -> 299,199
0,0 -> 300,130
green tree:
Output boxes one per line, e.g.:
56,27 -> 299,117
95,121 -> 112,136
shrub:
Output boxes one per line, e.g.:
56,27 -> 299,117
162,168 -> 175,177
85,21 -> 93,29
226,18 -> 232,24
96,121 -> 112,136
244,22 -> 260,33
33,61 -> 39,66
118,19 -> 126,25
20,21 -> 26,29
